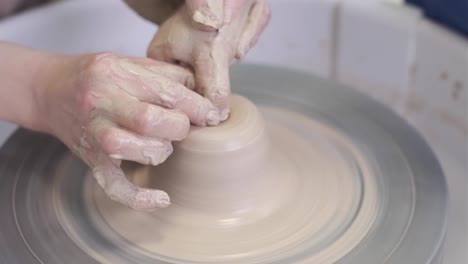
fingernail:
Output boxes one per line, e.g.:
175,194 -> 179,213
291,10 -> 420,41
206,109 -> 221,126
156,193 -> 171,208
142,143 -> 173,166
220,108 -> 230,122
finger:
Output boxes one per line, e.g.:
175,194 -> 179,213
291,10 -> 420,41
223,0 -> 249,23
129,58 -> 195,90
146,32 -> 178,63
236,0 -> 271,59
146,36 -> 175,63
194,47 -> 231,118
90,118 -> 173,166
116,60 -> 222,126
105,95 -> 190,141
146,22 -> 193,67
186,0 -> 224,30
93,163 -> 170,210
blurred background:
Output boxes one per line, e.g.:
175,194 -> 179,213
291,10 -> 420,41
0,0 -> 466,263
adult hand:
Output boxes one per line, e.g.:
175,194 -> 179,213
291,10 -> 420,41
36,52 -> 222,210
147,0 -> 271,116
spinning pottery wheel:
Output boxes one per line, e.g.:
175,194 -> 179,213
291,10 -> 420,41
0,65 -> 447,263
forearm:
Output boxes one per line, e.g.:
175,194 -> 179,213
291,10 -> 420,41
0,42 -> 55,132
124,0 -> 183,25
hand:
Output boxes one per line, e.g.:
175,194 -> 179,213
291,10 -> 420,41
36,52 -> 223,210
147,0 -> 271,115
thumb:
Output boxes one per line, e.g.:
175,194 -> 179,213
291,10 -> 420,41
194,48 -> 231,120
93,162 -> 170,211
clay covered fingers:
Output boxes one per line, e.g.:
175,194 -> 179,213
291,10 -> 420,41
147,0 -> 271,117
39,52 -> 221,210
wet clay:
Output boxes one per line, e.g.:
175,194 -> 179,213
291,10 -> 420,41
66,95 -> 379,263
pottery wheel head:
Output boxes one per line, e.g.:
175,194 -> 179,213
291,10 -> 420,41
71,94 -> 381,263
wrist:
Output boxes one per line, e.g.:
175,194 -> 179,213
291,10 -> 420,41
28,53 -> 54,133
31,52 -> 79,134
0,43 -> 51,132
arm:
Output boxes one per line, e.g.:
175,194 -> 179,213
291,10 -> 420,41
123,0 -> 183,25
0,42 -> 53,132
